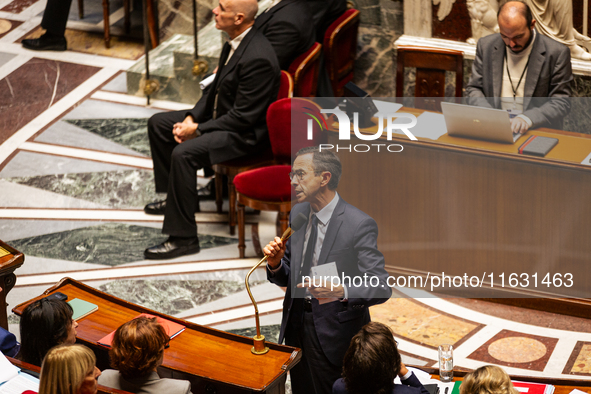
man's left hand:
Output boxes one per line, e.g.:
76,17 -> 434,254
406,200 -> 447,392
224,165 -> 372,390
298,279 -> 345,299
510,116 -> 530,134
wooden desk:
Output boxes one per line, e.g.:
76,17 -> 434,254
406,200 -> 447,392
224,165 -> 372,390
327,109 -> 591,304
0,240 -> 24,330
8,356 -> 132,394
12,278 -> 300,394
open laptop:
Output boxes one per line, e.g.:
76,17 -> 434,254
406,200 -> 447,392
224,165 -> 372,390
441,102 -> 522,143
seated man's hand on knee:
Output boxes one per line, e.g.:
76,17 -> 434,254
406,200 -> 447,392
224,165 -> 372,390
173,115 -> 200,143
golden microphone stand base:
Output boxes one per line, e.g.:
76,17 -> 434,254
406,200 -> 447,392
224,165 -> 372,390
251,334 -> 269,355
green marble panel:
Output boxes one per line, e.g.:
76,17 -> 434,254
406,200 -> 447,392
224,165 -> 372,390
227,325 -> 281,345
7,169 -> 158,209
9,223 -> 237,266
99,279 -> 247,315
65,118 -> 151,156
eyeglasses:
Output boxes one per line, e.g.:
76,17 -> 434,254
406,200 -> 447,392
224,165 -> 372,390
289,170 -> 307,182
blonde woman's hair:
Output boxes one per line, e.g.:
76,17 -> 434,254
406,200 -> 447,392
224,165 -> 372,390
460,365 -> 520,394
39,344 -> 96,394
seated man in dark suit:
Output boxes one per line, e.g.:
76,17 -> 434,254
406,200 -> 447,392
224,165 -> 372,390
254,0 -> 316,70
21,0 -> 72,51
143,0 -> 280,259
333,322 -> 430,394
465,0 -> 572,133
306,0 -> 347,42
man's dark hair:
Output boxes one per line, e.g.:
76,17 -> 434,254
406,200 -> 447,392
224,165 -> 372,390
498,1 -> 533,27
342,322 -> 401,394
19,298 -> 74,366
295,146 -> 342,190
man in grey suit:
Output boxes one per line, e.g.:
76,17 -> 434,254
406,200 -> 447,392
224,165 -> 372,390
465,0 -> 572,133
263,147 -> 391,394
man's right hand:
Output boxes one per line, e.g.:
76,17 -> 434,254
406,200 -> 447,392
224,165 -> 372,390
263,237 -> 285,269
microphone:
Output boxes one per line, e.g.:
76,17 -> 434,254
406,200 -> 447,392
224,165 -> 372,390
245,212 -> 308,355
279,213 -> 308,242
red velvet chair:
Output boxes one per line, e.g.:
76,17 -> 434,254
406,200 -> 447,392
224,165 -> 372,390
288,42 -> 322,97
278,70 -> 294,99
212,70 -> 294,235
234,98 -> 325,258
324,9 -> 360,97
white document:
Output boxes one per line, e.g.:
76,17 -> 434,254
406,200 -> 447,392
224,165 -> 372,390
374,100 -> 404,115
199,73 -> 216,90
0,373 -> 40,394
394,366 -> 433,384
580,152 -> 591,165
310,262 -> 339,305
0,353 -> 18,384
410,112 -> 448,140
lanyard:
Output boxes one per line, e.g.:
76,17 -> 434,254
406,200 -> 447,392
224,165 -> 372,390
505,48 -> 532,103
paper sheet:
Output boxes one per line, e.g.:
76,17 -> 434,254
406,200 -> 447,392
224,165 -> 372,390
409,112 -> 448,140
0,373 -> 39,394
580,152 -> 591,165
0,353 -> 18,384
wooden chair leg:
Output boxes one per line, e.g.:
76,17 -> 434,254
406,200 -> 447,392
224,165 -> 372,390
102,0 -> 110,48
215,174 -> 223,213
238,203 -> 246,258
78,0 -> 84,19
146,0 -> 159,48
123,0 -> 130,34
228,176 -> 236,236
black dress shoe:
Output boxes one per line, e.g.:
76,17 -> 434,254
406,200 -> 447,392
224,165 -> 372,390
144,236 -> 200,260
22,34 -> 67,51
144,200 -> 166,215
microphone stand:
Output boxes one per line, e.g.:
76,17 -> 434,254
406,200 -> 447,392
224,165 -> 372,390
245,227 -> 296,355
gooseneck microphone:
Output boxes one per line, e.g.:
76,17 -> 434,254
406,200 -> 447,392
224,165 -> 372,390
245,212 -> 308,355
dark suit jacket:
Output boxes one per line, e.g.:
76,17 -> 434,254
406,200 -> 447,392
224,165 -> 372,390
306,0 -> 347,42
254,0 -> 315,70
267,198 -> 391,366
98,370 -> 192,394
185,27 -> 280,163
332,372 -> 430,394
465,32 -> 572,129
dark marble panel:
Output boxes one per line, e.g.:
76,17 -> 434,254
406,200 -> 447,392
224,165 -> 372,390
352,0 -> 381,26
355,26 -> 397,97
0,18 -> 22,39
65,118 -> 151,156
432,0 -> 471,42
0,58 -> 100,145
380,0 -> 403,35
1,0 -> 39,13
99,279 -> 245,315
7,169 -> 159,209
227,325 -> 281,345
9,223 -> 238,265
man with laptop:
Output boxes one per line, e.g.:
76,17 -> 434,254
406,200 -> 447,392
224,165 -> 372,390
465,0 -> 572,135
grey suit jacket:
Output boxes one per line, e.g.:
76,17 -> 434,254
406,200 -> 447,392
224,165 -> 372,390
267,198 -> 391,366
98,370 -> 192,394
465,32 -> 572,129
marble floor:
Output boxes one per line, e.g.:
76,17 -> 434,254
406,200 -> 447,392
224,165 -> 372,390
1,0 -> 591,387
